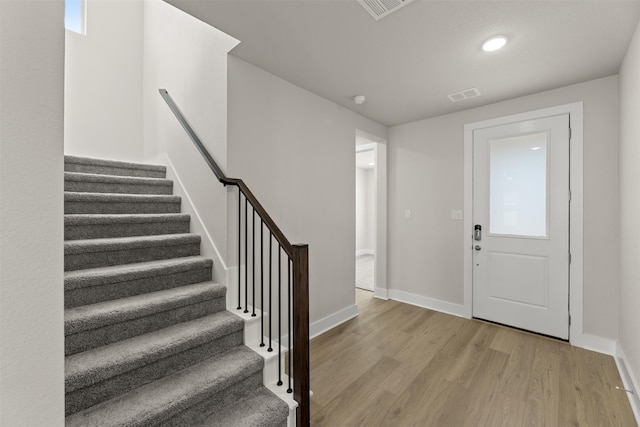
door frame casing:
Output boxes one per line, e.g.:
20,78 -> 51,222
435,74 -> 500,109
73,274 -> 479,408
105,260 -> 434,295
463,102 -> 583,344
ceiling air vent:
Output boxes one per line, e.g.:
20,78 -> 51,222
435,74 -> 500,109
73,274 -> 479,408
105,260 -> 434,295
357,0 -> 415,21
447,88 -> 482,103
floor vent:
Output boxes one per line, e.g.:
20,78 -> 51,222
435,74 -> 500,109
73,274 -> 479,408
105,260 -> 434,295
447,87 -> 482,103
357,0 -> 415,21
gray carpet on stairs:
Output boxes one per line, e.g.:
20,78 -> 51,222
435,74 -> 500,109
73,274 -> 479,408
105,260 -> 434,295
64,155 -> 290,426
64,192 -> 182,215
65,213 -> 191,240
65,155 -> 167,178
64,257 -> 214,308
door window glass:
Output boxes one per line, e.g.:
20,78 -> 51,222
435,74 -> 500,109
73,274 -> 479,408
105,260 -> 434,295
489,132 -> 548,237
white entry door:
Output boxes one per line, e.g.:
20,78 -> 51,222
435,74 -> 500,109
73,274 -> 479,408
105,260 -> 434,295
472,114 -> 570,339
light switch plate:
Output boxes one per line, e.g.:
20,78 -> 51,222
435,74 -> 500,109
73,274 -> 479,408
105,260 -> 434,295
451,210 -> 463,220
404,210 -> 412,219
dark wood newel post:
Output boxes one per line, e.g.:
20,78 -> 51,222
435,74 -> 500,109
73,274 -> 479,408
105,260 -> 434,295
292,244 -> 310,427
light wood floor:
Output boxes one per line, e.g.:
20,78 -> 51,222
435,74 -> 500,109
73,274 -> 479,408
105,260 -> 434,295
309,289 -> 636,426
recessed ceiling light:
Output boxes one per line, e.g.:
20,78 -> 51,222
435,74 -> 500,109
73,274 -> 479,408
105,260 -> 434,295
531,146 -> 541,151
368,162 -> 375,166
482,36 -> 507,52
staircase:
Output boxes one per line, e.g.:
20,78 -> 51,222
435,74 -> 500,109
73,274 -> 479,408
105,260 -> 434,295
63,155 -> 290,426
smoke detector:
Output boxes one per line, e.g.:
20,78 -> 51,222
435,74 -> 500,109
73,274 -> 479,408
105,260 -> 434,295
357,0 -> 415,21
353,95 -> 366,105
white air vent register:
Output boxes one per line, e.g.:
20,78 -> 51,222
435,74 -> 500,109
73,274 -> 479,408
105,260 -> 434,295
447,88 -> 482,103
357,0 -> 415,21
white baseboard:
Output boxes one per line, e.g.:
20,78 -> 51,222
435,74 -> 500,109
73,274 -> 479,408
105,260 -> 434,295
374,287 -> 388,300
310,304 -> 359,340
573,333 -> 616,355
279,304 -> 359,349
356,249 -> 374,257
387,289 -> 465,318
162,154 -> 228,285
615,341 -> 640,424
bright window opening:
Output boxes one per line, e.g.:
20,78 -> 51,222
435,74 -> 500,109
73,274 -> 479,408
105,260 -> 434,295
65,0 -> 86,35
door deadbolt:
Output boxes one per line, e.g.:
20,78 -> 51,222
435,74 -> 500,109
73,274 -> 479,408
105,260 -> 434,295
474,225 -> 482,241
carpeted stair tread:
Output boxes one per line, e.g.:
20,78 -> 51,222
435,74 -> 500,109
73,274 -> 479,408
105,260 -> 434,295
65,155 -> 166,178
65,311 -> 244,393
65,281 -> 225,335
65,192 -> 180,204
65,192 -> 181,214
197,387 -> 289,427
65,346 -> 263,427
64,256 -> 212,291
65,213 -> 190,226
65,233 -> 199,254
64,284 -> 226,356
65,213 -> 191,239
65,172 -> 173,195
64,233 -> 201,271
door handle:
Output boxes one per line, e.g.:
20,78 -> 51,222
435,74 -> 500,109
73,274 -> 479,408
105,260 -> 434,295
475,245 -> 482,251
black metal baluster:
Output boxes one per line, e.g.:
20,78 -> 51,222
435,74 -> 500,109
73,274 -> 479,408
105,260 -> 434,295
287,257 -> 292,393
252,208 -> 256,317
277,246 -> 282,386
244,197 -> 248,313
260,220 -> 265,347
237,191 -> 241,310
268,233 -> 273,352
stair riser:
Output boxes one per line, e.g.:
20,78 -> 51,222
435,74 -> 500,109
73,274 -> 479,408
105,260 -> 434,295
65,331 -> 244,416
244,312 -> 270,346
159,372 -> 263,427
65,201 -> 181,215
65,221 -> 190,240
64,243 -> 200,271
65,180 -> 173,195
65,298 -> 226,355
65,163 -> 166,179
65,267 -> 212,308
263,354 -> 287,387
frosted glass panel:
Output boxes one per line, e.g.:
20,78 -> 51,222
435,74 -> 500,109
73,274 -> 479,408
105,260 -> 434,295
490,133 -> 547,237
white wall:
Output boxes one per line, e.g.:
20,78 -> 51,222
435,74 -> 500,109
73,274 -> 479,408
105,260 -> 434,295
65,0 -> 144,162
388,75 -> 620,341
618,19 -> 640,411
0,1 -> 65,425
355,166 -> 374,254
143,0 -> 239,280
227,56 -> 387,330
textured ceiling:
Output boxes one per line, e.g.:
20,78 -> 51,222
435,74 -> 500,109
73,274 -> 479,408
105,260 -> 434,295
166,0 -> 640,127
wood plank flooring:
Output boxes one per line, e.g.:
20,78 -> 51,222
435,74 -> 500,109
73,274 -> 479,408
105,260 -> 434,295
309,289 -> 636,426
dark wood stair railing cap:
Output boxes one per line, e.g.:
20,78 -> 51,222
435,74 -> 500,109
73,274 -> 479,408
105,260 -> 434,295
224,178 -> 294,258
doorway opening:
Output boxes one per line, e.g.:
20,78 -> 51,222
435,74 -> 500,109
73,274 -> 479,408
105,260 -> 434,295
355,131 -> 387,302
356,146 -> 375,291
